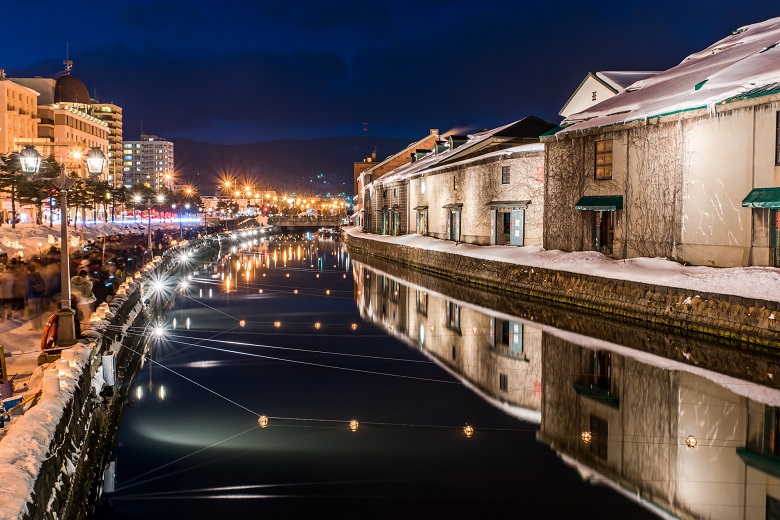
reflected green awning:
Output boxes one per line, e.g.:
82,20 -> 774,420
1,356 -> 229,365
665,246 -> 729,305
575,195 -> 623,211
742,187 -> 780,208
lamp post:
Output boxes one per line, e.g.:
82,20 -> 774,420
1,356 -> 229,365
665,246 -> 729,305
53,167 -> 77,345
52,149 -> 105,346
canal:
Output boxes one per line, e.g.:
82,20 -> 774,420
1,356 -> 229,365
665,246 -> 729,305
95,232 -> 780,519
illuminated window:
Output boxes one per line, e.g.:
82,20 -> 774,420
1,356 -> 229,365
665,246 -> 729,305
595,140 -> 613,180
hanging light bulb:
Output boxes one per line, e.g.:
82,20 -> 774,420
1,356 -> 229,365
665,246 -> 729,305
258,415 -> 269,428
351,323 -> 357,330
314,322 -> 321,329
294,289 -> 299,294
581,431 -> 593,444
316,274 -> 320,278
685,435 -> 698,448
239,320 -> 246,327
464,425 -> 474,438
285,273 -> 290,278
274,321 -> 282,328
472,327 -> 478,333
349,419 -> 359,432
430,326 -> 436,332
325,289 -> 330,295
259,289 -> 264,294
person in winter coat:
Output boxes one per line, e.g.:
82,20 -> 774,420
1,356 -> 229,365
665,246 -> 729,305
70,270 -> 96,322
25,265 -> 46,330
0,266 -> 14,320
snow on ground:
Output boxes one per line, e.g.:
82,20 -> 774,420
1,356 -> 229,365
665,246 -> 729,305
0,220 -> 182,260
345,227 -> 780,303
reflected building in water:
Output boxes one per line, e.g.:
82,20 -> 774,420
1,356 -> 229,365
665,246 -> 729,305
352,259 -> 780,519
352,261 -> 542,423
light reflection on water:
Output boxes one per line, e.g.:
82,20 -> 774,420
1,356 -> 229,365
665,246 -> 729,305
97,233 -> 780,519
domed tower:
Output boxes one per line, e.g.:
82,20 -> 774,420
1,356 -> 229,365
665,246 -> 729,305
54,60 -> 91,105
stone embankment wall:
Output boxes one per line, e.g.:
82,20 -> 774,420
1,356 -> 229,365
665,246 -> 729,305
344,234 -> 780,349
0,236 -> 219,520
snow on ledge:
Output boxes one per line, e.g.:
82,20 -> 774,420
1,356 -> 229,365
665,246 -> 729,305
344,228 -> 780,303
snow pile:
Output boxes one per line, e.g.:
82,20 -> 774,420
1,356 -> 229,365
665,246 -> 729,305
346,228 -> 780,302
0,342 -> 91,520
561,17 -> 780,133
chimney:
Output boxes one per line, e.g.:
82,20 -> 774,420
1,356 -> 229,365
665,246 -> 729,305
430,129 -> 438,136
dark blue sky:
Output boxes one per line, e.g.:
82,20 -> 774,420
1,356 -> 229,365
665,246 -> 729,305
3,1 -> 778,144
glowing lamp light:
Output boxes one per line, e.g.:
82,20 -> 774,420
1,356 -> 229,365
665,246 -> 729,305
316,274 -> 320,278
314,322 -> 321,329
430,326 -> 436,332
472,327 -> 478,333
285,273 -> 290,278
294,289 -> 298,294
153,325 -> 164,337
325,290 -> 330,295
136,386 -> 143,400
349,419 -> 359,432
581,431 -> 593,444
464,425 -> 474,438
259,289 -> 264,294
19,145 -> 42,173
274,321 -> 282,328
159,385 -> 166,401
85,147 -> 106,174
685,435 -> 698,448
258,415 -> 269,428
342,274 -> 346,279
239,320 -> 246,327
389,324 -> 394,331
351,323 -> 357,330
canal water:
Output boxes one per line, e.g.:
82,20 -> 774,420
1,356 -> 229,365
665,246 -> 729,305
96,232 -> 780,519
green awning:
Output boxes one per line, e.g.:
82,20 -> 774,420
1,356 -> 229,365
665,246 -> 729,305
575,195 -> 623,211
742,187 -> 780,208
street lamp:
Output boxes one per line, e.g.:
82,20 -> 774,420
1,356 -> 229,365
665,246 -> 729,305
53,167 -> 77,346
85,147 -> 106,178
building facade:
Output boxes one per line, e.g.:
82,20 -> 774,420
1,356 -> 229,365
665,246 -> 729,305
544,17 -> 780,267
122,134 -> 175,190
12,64 -> 110,179
0,72 -> 39,155
92,103 -> 123,187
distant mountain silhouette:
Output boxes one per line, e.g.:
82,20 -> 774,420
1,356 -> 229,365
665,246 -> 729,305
171,136 -> 415,197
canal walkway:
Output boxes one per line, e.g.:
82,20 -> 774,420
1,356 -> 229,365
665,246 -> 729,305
343,227 -> 780,348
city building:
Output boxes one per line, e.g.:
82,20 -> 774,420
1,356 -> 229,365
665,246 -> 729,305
558,71 -> 658,119
543,17 -> 780,267
363,116 -> 554,245
122,134 -> 174,190
0,70 -> 39,155
11,61 -> 109,179
92,103 -> 123,187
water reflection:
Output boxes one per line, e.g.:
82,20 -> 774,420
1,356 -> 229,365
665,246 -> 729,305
352,258 -> 780,520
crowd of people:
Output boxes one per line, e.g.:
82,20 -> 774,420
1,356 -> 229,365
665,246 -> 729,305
0,229 -> 191,336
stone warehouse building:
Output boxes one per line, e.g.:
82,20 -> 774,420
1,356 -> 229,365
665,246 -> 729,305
543,17 -> 780,268
364,116 -> 554,246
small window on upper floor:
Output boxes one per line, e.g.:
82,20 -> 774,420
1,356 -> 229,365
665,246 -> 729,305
595,139 -> 613,180
501,166 -> 510,184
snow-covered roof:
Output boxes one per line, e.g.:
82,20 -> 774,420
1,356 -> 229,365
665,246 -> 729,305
374,118 -> 549,185
559,17 -> 780,134
595,71 -> 659,91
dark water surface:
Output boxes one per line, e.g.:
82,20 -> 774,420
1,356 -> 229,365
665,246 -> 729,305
96,234 -> 778,519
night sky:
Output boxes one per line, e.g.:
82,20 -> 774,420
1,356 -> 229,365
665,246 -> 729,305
3,1 -> 778,144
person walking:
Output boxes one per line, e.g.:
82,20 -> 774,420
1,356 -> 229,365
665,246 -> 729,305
70,270 -> 96,322
0,266 -> 14,320
25,264 -> 46,330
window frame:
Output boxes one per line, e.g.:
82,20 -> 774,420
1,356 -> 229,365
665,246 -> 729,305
501,165 -> 511,184
595,139 -> 613,180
